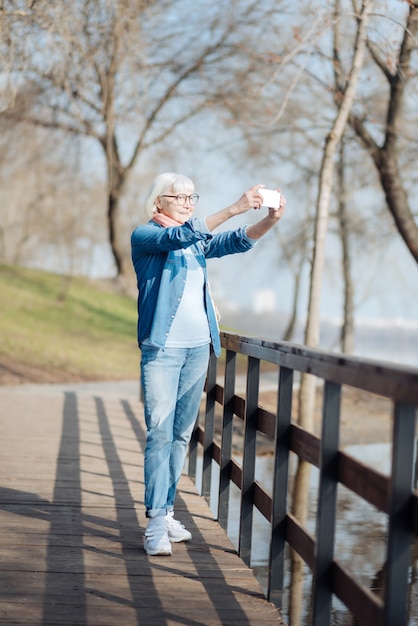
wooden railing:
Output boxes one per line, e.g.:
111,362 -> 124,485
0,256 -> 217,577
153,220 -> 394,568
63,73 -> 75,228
188,331 -> 418,626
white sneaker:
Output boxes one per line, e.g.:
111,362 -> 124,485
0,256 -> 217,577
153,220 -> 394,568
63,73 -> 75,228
144,517 -> 172,556
165,511 -> 192,543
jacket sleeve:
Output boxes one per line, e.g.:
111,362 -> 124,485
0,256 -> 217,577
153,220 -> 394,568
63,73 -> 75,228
131,218 -> 213,257
201,226 -> 256,259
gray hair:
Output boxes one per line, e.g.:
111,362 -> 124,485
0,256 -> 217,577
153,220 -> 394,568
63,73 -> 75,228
144,172 -> 195,217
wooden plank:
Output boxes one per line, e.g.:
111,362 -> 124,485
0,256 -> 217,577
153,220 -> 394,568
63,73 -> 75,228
333,560 -> 384,626
285,512 -> 316,571
290,423 -> 321,467
338,450 -> 389,513
0,385 -> 285,626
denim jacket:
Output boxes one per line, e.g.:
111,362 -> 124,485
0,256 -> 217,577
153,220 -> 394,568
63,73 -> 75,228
131,217 -> 255,357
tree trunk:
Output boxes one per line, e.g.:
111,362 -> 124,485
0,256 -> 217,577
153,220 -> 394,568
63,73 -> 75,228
289,2 -> 374,622
102,132 -> 127,277
350,5 -> 418,265
282,271 -> 301,342
337,138 -> 355,354
378,153 -> 418,262
107,183 -> 123,275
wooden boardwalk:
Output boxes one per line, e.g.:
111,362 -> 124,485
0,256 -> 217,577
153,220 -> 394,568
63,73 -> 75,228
0,382 -> 285,626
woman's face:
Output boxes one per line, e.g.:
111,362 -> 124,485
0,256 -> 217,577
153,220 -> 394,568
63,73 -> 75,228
155,186 -> 196,224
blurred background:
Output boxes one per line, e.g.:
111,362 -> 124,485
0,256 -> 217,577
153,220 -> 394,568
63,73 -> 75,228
1,0 -> 417,366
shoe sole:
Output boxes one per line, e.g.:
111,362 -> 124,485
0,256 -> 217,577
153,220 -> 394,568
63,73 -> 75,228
144,544 -> 172,556
168,535 -> 192,543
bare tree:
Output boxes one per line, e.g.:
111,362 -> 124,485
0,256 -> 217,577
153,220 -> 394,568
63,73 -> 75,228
213,1 -> 418,346
274,220 -> 312,342
0,116 -> 105,284
336,138 -> 355,353
290,1 -> 374,623
350,2 -> 418,263
2,0 -> 280,279
332,3 -> 356,353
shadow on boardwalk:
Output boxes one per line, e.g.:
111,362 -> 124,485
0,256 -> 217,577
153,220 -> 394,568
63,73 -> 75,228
0,382 -> 284,626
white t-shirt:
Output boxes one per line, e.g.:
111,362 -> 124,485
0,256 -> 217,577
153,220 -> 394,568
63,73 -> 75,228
165,247 -> 210,348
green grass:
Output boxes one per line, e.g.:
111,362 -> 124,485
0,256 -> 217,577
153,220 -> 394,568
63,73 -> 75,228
0,264 -> 140,381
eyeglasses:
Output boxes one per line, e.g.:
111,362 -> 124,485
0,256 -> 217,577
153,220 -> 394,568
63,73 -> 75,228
160,193 -> 199,206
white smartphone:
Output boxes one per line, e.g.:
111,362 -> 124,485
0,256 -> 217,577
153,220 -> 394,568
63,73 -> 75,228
259,188 -> 281,208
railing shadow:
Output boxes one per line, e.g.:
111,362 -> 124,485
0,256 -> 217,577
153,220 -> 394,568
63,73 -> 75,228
42,391 -> 86,625
121,398 -> 263,626
2,385 -> 275,626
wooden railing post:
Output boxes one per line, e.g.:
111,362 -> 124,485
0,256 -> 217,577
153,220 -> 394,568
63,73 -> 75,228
201,348 -> 217,502
384,402 -> 416,626
312,381 -> 341,626
218,349 -> 236,530
268,365 -> 293,608
188,412 -> 199,481
238,355 -> 260,566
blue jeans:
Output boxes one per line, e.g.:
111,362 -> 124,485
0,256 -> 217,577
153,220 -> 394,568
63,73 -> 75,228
140,343 -> 210,518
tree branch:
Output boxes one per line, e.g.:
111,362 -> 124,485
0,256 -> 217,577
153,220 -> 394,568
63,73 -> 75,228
127,26 -> 237,170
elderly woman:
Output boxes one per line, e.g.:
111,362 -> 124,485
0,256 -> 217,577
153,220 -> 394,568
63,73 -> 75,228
131,172 -> 286,556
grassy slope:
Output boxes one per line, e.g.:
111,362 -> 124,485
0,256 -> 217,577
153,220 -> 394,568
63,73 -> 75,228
0,264 -> 140,381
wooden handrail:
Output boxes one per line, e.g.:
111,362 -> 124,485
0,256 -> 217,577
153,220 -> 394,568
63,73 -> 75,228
188,331 -> 418,626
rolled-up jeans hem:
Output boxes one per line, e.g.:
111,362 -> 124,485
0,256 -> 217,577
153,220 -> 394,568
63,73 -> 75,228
146,508 -> 167,519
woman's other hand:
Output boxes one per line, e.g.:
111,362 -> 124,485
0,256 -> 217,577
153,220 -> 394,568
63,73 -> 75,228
233,185 -> 265,214
267,188 -> 286,220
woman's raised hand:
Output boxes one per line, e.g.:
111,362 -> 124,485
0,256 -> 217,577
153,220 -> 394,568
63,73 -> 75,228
233,185 -> 265,214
